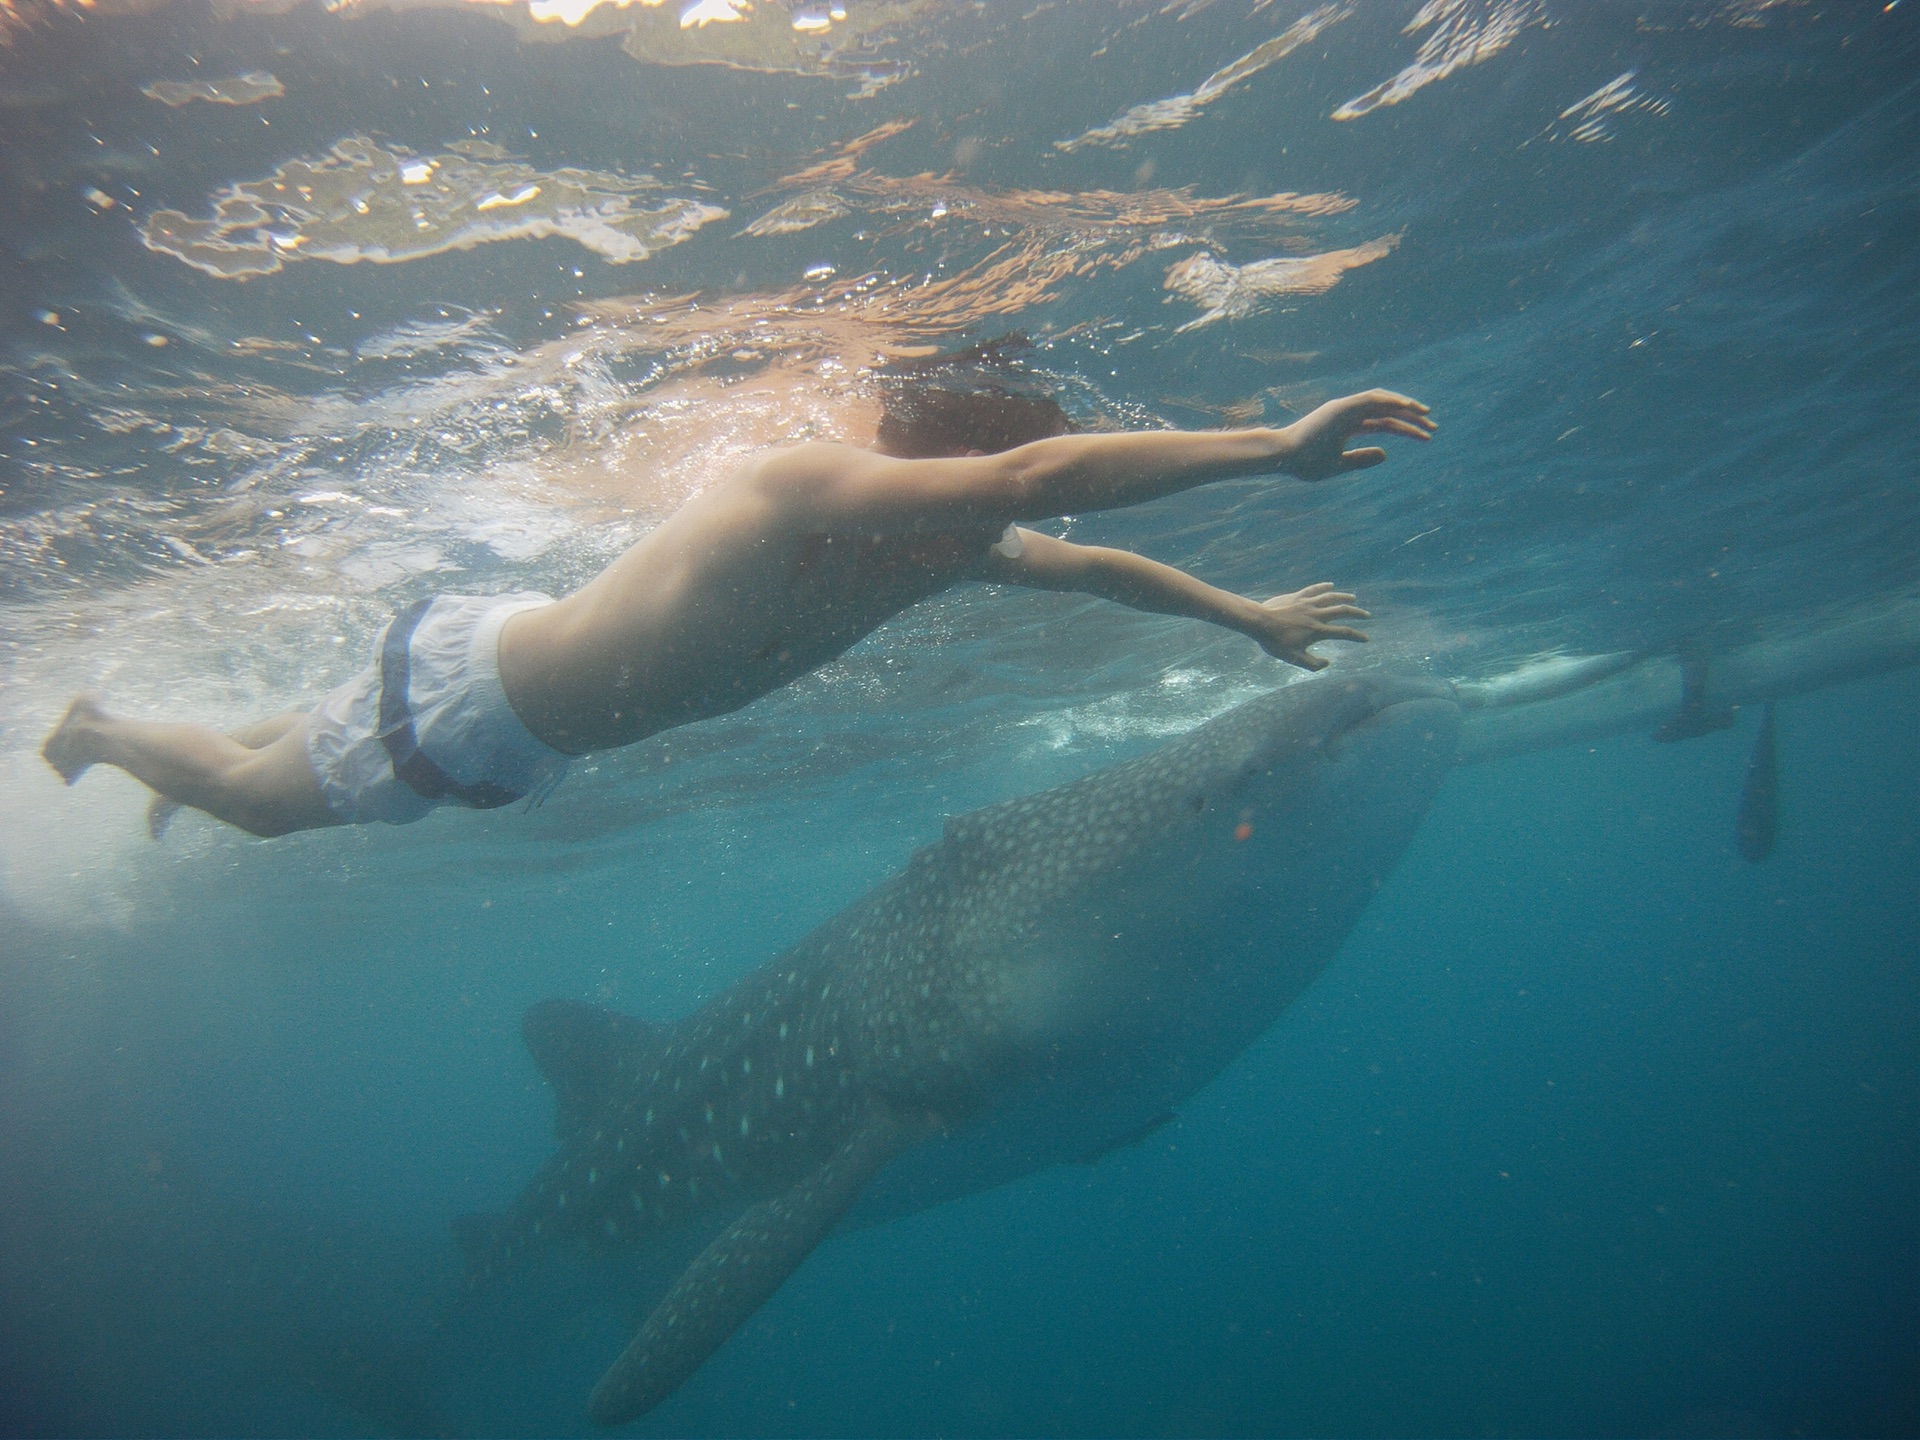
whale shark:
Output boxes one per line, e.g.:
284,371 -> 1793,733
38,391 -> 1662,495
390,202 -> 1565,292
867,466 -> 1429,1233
1450,605 -> 1920,857
467,671 -> 1460,1424
1454,599 -> 1920,762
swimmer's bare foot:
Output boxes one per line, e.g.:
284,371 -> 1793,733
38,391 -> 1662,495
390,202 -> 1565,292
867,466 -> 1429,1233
147,794 -> 181,840
42,694 -> 108,784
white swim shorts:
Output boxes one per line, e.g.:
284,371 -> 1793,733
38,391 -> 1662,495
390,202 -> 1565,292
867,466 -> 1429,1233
305,592 -> 572,825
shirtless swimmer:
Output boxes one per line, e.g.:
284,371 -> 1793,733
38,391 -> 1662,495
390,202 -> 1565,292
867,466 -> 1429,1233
41,386 -> 1434,837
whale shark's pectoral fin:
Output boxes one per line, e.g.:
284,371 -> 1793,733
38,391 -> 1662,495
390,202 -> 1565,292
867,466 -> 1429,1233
523,999 -> 668,1144
1735,703 -> 1779,862
587,1107 -> 906,1428
1074,1110 -> 1176,1165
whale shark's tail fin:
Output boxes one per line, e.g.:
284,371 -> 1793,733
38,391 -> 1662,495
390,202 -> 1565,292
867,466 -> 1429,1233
522,999 -> 669,1144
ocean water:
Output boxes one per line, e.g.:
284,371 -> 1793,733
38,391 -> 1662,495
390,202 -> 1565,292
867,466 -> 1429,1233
1,1 -> 1916,1435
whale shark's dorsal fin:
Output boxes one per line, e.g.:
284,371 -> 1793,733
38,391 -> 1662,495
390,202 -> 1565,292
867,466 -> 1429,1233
522,999 -> 668,1143
587,1107 -> 908,1427
1653,644 -> 1736,743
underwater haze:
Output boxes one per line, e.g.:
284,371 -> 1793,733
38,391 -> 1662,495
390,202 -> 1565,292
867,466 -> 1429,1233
2,0 -> 1917,1435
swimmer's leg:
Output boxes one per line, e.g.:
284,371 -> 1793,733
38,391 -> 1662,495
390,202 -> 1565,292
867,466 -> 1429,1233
43,696 -> 338,839
144,713 -> 303,839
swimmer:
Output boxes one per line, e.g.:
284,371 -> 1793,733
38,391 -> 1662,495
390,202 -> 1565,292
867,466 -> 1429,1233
42,385 -> 1433,838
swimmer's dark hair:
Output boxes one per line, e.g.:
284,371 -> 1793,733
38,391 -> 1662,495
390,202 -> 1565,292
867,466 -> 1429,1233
873,335 -> 1072,459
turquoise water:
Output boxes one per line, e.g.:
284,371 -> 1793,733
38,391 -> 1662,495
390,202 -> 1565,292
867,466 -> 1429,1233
2,2 -> 1917,1435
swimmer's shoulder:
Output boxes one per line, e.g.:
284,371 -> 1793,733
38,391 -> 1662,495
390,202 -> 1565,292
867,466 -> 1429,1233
738,441 -> 895,518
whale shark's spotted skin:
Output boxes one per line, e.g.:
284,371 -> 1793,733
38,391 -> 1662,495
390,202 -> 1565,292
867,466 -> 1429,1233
471,671 -> 1460,1424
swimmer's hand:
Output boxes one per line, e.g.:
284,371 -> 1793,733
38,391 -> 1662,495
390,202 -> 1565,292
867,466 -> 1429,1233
1274,390 -> 1434,482
1247,583 -> 1370,672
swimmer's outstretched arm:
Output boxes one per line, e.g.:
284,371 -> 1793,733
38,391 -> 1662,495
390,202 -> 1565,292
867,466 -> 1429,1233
772,390 -> 1433,529
980,529 -> 1369,672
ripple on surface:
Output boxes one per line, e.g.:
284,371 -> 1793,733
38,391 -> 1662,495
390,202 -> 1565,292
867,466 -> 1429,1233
140,70 -> 284,107
138,136 -> 728,279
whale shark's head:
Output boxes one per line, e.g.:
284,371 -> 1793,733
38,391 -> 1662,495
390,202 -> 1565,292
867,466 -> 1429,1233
1185,671 -> 1460,828
1169,670 -> 1459,895
1072,668 -> 1461,978
944,669 -> 1460,933
857,669 -> 1463,1225
950,670 -> 1461,1052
